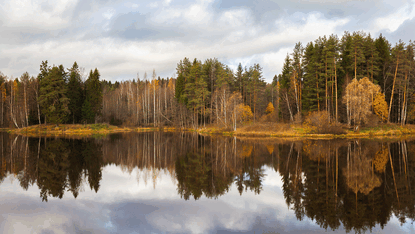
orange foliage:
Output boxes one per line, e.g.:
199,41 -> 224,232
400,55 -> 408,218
373,92 -> 388,122
265,102 -> 274,114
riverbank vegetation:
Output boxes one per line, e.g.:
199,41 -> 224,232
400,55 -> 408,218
0,31 -> 414,137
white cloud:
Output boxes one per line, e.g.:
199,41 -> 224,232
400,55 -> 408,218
0,0 -> 414,83
0,0 -> 76,29
374,3 -> 415,32
102,8 -> 116,20
219,8 -> 252,28
184,3 -> 213,24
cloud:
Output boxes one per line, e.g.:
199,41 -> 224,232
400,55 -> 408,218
0,0 -> 414,83
373,3 -> 415,32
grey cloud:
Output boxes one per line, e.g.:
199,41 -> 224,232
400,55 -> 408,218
381,17 -> 415,44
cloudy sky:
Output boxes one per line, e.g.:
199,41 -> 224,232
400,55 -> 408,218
1,0 -> 415,83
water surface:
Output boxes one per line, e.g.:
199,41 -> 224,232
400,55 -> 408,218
0,132 -> 414,233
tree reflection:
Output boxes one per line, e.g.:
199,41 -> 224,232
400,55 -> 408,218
175,136 -> 265,200
1,132 -> 415,233
0,134 -> 104,202
279,139 -> 415,233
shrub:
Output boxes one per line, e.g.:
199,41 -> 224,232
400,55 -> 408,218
304,111 -> 345,135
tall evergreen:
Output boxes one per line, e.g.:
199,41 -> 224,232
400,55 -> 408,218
348,31 -> 366,80
375,34 -> 392,92
175,57 -> 191,105
39,66 -> 69,124
67,62 -> 84,124
183,59 -> 210,126
83,68 -> 102,123
363,33 -> 380,83
303,42 -> 324,112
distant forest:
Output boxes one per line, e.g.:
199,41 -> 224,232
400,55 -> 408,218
0,31 -> 414,129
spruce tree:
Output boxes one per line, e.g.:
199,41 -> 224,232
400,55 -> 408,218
67,62 -> 84,124
183,59 -> 210,126
375,34 -> 391,92
175,57 -> 191,105
39,66 -> 69,124
83,68 -> 102,123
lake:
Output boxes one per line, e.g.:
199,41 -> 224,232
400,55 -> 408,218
0,132 -> 414,233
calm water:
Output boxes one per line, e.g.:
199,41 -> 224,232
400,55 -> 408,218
0,132 -> 414,234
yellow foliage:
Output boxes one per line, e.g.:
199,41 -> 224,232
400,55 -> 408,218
344,151 -> 382,195
240,104 -> 253,122
266,145 -> 274,154
373,92 -> 388,122
151,79 -> 160,90
265,102 -> 274,114
13,80 -> 19,95
343,77 -> 381,125
373,147 -> 389,173
167,78 -> 175,91
241,145 -> 253,158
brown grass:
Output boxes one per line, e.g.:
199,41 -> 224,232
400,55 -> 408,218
6,122 -> 415,140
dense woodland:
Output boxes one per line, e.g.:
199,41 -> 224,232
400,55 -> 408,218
0,31 -> 414,129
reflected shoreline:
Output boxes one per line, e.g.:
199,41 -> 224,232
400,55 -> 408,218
1,132 -> 415,232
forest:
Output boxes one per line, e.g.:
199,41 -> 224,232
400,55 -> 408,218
0,31 -> 414,131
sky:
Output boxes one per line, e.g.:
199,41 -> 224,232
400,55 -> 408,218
1,0 -> 415,83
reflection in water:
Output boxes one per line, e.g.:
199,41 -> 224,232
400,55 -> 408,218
0,135 -> 103,201
1,132 -> 415,232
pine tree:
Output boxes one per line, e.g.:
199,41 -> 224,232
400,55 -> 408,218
83,68 -> 102,123
374,34 -> 391,93
183,59 -> 210,127
364,33 -> 380,83
280,54 -> 294,121
292,42 -> 303,116
303,42 -> 324,113
175,57 -> 191,105
67,62 -> 84,124
39,66 -> 69,124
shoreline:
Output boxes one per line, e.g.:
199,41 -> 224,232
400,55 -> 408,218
2,123 -> 415,140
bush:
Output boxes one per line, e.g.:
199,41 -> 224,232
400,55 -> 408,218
304,111 -> 345,135
363,113 -> 381,128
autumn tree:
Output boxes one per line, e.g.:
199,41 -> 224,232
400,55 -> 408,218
373,92 -> 388,122
343,77 -> 380,126
265,102 -> 274,114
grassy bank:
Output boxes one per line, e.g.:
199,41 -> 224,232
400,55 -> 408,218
3,123 -> 415,139
5,124 -> 133,137
195,123 -> 415,139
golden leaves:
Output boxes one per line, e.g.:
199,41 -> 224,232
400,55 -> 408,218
266,145 -> 274,155
373,92 -> 388,122
373,146 -> 389,173
241,145 -> 253,158
343,77 -> 381,125
265,102 -> 274,114
236,104 -> 253,122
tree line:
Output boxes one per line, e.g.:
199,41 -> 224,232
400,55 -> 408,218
102,31 -> 414,128
0,61 -> 102,127
276,31 -> 415,125
0,31 -> 414,129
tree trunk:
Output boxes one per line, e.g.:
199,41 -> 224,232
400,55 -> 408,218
285,92 -> 294,122
388,55 -> 399,123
